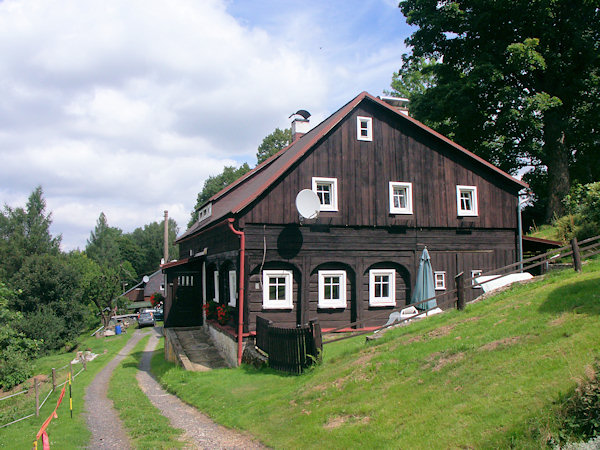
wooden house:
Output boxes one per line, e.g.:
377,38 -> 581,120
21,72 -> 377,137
122,269 -> 164,306
162,91 -> 527,365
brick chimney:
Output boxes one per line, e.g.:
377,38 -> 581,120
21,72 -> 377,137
289,109 -> 311,141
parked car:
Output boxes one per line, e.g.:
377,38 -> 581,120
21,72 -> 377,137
137,311 -> 155,328
153,307 -> 164,321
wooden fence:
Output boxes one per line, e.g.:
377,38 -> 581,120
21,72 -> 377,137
255,317 -> 322,374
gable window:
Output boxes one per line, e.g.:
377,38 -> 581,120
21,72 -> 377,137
213,271 -> 219,302
262,270 -> 293,309
369,269 -> 396,306
318,270 -> 347,309
228,270 -> 237,307
389,182 -> 413,214
357,116 -> 373,141
434,271 -> 446,290
312,177 -> 338,211
471,270 -> 482,288
457,185 -> 478,216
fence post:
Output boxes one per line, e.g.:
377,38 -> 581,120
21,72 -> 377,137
571,237 -> 582,272
83,359 -> 87,371
455,272 -> 465,311
52,368 -> 56,390
70,362 -> 73,380
34,378 -> 39,417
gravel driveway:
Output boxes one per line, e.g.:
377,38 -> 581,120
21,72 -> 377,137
137,329 -> 266,449
84,328 -> 149,449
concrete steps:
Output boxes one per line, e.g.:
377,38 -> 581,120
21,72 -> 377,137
164,327 -> 229,371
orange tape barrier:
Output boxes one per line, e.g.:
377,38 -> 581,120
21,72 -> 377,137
33,383 -> 67,448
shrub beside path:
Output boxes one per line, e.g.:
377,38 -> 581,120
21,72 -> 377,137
137,329 -> 265,449
85,329 -> 149,449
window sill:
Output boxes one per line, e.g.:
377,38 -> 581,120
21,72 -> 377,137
369,302 -> 396,307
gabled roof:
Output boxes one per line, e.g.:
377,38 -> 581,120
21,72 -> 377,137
177,91 -> 527,243
122,269 -> 162,296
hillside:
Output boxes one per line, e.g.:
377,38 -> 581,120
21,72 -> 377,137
152,259 -> 600,448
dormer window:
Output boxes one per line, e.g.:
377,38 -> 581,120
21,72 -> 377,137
357,116 -> 373,141
198,203 -> 212,222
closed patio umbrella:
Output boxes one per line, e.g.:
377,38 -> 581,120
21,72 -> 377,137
410,247 -> 437,311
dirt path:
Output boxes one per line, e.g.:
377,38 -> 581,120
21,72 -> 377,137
137,329 -> 265,449
84,328 -> 149,449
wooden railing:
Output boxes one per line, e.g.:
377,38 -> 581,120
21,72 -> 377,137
255,317 -> 322,374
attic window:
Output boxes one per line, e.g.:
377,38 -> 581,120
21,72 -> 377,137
357,116 -> 373,141
389,182 -> 413,214
456,185 -> 478,216
312,177 -> 338,212
198,203 -> 212,222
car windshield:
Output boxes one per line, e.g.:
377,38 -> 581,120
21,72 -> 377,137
140,313 -> 152,318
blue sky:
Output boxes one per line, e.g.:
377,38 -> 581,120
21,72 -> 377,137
0,0 -> 413,252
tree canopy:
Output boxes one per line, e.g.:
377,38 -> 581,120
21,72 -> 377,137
0,186 -> 61,279
393,0 -> 600,221
256,127 -> 292,164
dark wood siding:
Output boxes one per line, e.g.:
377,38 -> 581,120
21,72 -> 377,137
242,224 -> 517,331
240,102 -> 519,230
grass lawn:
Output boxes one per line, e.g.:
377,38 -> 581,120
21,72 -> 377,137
108,333 -> 185,448
0,331 -> 135,449
151,259 -> 600,449
528,223 -> 562,241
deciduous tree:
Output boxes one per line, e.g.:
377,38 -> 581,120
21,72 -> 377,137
393,0 -> 600,220
256,127 -> 292,164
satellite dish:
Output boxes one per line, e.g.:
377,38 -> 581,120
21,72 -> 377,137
142,275 -> 150,283
295,189 -> 320,220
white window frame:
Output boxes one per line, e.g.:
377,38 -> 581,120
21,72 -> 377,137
389,181 -> 413,214
312,177 -> 338,212
357,116 -> 373,141
369,269 -> 396,307
228,270 -> 237,307
318,270 -> 347,309
198,203 -> 212,222
471,270 -> 483,288
262,270 -> 293,309
457,185 -> 478,216
434,271 -> 446,290
213,271 -> 219,302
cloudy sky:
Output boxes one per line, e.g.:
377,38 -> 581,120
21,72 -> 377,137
0,0 -> 413,250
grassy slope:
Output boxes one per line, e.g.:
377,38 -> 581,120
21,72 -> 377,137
151,259 -> 600,449
0,331 -> 135,449
108,334 -> 185,449
528,223 -> 561,241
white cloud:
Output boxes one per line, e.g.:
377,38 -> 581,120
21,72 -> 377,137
0,0 -> 411,251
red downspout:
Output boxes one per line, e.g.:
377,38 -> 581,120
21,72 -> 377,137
227,219 -> 245,366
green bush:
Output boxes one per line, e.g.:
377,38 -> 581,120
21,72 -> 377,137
557,182 -> 600,242
0,283 -> 40,389
556,362 -> 600,444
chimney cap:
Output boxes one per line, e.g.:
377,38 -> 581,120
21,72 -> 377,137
289,109 -> 311,120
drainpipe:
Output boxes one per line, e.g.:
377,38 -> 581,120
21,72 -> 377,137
227,218 -> 245,366
517,191 -> 527,273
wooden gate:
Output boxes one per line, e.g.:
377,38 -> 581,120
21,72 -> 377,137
255,316 -> 322,374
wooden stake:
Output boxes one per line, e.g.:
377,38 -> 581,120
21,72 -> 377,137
34,378 -> 39,417
51,368 -> 56,390
455,272 -> 465,311
571,237 -> 582,272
